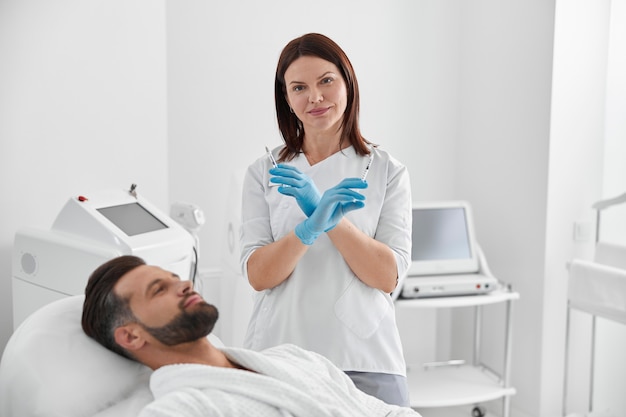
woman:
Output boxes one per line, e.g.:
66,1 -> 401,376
240,33 -> 412,406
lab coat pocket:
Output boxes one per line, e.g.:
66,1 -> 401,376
334,278 -> 391,339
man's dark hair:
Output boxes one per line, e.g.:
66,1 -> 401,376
82,255 -> 145,360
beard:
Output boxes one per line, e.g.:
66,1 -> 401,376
141,300 -> 219,346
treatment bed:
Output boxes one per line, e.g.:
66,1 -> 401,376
0,294 -> 223,417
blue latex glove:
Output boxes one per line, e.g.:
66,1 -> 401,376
270,164 -> 320,216
295,178 -> 368,245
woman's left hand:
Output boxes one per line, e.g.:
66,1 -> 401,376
295,178 -> 367,245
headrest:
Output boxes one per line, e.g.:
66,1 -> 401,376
0,294 -> 226,417
0,295 -> 152,417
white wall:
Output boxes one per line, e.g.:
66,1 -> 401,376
0,0 -> 169,356
451,2 -> 556,416
547,1 -> 611,415
593,12 -> 626,411
593,0 -> 626,415
601,0 -> 626,242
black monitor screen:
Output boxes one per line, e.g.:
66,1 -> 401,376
97,203 -> 168,236
411,207 -> 471,261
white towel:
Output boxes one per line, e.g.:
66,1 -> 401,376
569,259 -> 626,325
140,344 -> 420,417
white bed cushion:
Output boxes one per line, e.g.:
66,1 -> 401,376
0,294 -> 226,417
0,295 -> 152,417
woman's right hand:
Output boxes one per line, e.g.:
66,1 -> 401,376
270,164 -> 321,216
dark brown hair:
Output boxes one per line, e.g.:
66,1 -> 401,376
274,33 -> 371,162
82,255 -> 145,360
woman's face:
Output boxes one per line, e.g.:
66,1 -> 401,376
284,55 -> 348,138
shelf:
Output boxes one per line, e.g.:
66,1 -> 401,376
406,364 -> 516,408
395,288 -> 519,309
412,405 -> 484,417
397,281 -> 518,416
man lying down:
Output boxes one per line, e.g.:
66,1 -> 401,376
81,255 -> 421,417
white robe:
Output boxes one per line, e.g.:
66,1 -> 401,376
139,344 -> 420,417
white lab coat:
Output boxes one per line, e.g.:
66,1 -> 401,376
240,145 -> 411,376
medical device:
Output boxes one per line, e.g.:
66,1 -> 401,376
170,201 -> 205,234
401,200 -> 498,298
12,185 -> 196,329
265,145 -> 278,168
361,152 -> 373,181
170,201 -> 205,283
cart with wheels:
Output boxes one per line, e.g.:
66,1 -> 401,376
396,287 -> 519,417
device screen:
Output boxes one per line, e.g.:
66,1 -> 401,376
411,207 -> 471,261
97,203 -> 168,236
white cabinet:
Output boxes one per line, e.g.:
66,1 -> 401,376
396,288 -> 519,417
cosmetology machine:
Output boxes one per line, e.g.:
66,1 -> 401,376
12,185 -> 196,329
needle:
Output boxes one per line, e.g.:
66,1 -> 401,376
361,152 -> 374,181
265,146 -> 278,168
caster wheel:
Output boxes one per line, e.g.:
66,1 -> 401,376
471,405 -> 486,417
